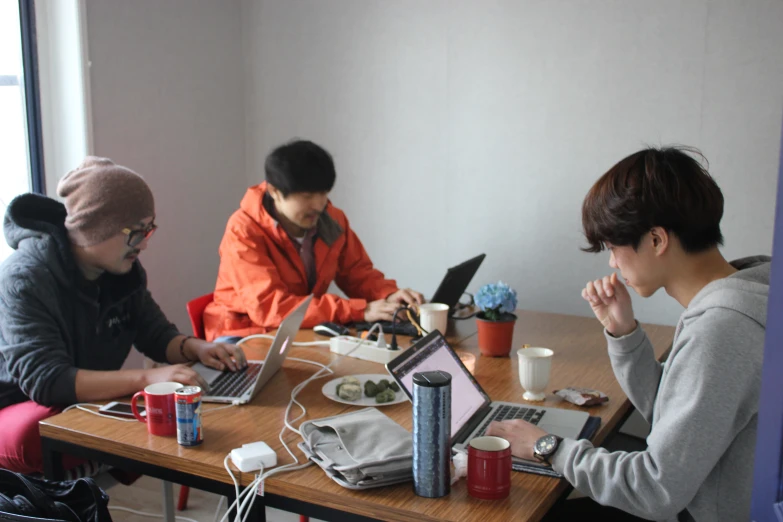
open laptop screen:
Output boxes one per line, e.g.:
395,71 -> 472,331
387,332 -> 490,439
430,253 -> 485,311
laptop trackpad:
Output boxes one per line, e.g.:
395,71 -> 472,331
192,363 -> 222,385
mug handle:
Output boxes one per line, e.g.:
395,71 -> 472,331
131,391 -> 147,423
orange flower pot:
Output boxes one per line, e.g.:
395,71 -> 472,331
476,313 -> 517,357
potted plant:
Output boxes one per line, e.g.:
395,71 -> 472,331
474,281 -> 518,357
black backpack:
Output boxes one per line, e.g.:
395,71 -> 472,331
0,470 -> 111,522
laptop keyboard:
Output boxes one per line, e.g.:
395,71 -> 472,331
208,362 -> 262,397
476,405 -> 545,436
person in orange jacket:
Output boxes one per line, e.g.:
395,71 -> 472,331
204,139 -> 424,342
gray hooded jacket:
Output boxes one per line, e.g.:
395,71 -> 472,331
0,193 -> 180,409
551,256 -> 770,521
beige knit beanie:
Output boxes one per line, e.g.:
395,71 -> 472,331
57,156 -> 155,246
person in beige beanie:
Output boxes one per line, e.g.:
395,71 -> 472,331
0,156 -> 246,479
57,156 -> 156,245
56,156 -> 158,278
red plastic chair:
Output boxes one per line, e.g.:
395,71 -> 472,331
178,294 -> 309,522
186,292 -> 214,340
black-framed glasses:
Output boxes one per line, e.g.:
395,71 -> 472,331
122,222 -> 157,247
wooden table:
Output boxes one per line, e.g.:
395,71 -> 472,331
40,311 -> 674,522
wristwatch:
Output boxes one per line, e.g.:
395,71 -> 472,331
533,434 -> 563,464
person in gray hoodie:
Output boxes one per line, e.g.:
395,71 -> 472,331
488,147 -> 769,522
0,157 -> 247,477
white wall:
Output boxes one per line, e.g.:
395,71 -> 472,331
243,0 -> 783,326
79,0 -> 783,330
83,0 -> 247,336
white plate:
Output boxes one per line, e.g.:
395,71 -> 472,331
321,374 -> 409,407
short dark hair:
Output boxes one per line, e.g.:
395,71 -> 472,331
582,146 -> 725,254
264,139 -> 336,196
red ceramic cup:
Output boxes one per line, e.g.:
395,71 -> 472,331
131,382 -> 182,436
467,436 -> 512,500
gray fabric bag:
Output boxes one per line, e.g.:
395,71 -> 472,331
298,407 -> 413,489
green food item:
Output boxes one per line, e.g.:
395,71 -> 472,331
376,379 -> 389,392
375,388 -> 396,404
364,380 -> 379,397
341,376 -> 361,386
337,382 -> 362,401
389,381 -> 400,392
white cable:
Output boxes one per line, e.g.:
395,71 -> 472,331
283,323 -> 382,439
220,324 -> 385,517
219,456 -> 265,522
212,496 -> 226,522
284,357 -> 333,433
220,455 -> 241,522
62,403 -> 138,422
262,325 -> 383,489
238,472 -> 260,522
108,505 -> 200,522
202,403 -> 237,414
235,333 -> 328,347
219,328 -> 378,519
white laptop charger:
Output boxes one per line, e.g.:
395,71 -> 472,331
230,441 -> 277,473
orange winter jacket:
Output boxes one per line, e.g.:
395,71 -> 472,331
203,182 -> 398,341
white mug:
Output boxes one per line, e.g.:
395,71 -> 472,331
517,347 -> 554,401
418,303 -> 449,335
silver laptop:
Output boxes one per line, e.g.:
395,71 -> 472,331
386,331 -> 590,472
193,296 -> 313,404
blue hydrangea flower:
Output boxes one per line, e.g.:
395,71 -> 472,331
475,281 -> 518,320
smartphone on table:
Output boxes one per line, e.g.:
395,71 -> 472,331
98,401 -> 144,418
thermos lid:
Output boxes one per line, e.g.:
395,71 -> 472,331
412,371 -> 452,387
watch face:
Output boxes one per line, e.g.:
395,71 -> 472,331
535,434 -> 559,456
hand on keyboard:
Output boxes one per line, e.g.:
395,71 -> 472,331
385,288 -> 425,307
208,363 -> 263,398
144,364 -> 211,393
186,337 -> 247,372
364,299 -> 401,322
485,419 -> 548,461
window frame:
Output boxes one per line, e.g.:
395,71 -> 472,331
18,0 -> 46,194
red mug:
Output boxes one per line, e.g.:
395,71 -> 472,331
131,382 -> 182,436
467,436 -> 512,500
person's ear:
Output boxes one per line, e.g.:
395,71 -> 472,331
267,184 -> 282,202
650,227 -> 669,256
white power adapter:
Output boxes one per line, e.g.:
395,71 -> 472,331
230,441 -> 277,473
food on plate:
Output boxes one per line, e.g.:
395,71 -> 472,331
336,376 -> 399,403
364,380 -> 379,397
335,378 -> 362,401
375,388 -> 396,404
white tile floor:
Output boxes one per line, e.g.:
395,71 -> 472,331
107,476 -> 323,522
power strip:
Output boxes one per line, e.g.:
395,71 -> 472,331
329,336 -> 404,364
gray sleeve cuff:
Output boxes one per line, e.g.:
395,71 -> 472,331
46,366 -> 79,406
605,323 -> 647,355
550,437 -> 579,474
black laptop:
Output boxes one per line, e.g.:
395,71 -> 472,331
354,254 -> 486,335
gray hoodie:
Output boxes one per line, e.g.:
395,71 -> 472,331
0,193 -> 180,409
552,256 -> 770,522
